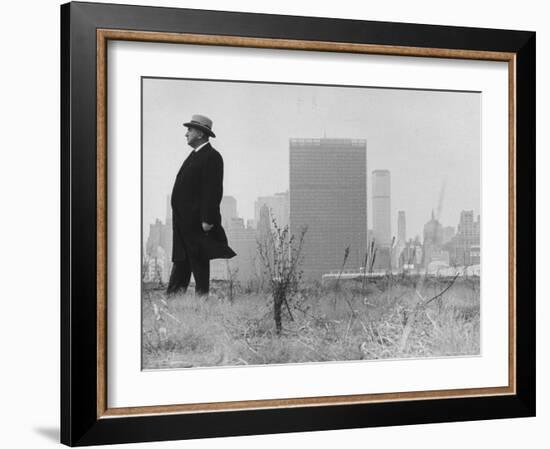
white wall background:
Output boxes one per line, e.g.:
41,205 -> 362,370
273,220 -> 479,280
0,0 -> 546,448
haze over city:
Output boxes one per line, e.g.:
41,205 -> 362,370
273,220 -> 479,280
142,77 -> 480,240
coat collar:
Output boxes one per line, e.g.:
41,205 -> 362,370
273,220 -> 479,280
194,141 -> 212,153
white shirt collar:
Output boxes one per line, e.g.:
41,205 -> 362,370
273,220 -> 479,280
194,141 -> 210,153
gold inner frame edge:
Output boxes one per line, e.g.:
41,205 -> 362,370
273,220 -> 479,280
96,29 -> 517,418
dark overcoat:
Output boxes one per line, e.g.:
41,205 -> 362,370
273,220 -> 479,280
171,143 -> 236,262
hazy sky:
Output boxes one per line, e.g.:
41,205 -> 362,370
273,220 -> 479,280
142,77 -> 480,240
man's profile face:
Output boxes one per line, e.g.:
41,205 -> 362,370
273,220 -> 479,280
185,126 -> 203,148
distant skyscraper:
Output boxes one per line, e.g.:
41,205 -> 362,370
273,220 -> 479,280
451,210 -> 480,266
367,229 -> 374,246
212,213 -> 258,282
442,226 -> 455,244
144,196 -> 174,283
397,210 -> 406,243
254,191 -> 289,229
372,170 -> 391,247
423,210 -> 443,243
165,194 -> 171,224
220,196 -> 238,229
392,211 -> 407,270
422,210 -> 446,269
289,138 -> 367,279
257,204 -> 271,245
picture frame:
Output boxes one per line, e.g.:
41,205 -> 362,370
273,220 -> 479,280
60,1 -> 535,446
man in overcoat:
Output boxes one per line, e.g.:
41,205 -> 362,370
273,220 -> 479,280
167,114 -> 236,297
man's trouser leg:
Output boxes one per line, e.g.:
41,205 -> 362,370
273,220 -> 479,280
166,259 -> 191,295
189,254 -> 210,297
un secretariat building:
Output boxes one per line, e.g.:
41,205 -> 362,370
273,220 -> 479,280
289,138 -> 367,280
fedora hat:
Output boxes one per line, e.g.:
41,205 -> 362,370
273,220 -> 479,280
183,114 -> 216,138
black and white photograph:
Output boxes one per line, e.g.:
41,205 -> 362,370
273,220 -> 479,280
141,77 -> 481,370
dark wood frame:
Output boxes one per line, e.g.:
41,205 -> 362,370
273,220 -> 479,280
61,1 -> 536,446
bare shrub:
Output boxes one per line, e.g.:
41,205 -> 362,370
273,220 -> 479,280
256,217 -> 307,335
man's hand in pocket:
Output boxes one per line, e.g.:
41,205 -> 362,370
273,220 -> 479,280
202,222 -> 214,232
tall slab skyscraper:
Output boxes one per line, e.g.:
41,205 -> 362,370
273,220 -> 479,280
372,170 -> 391,247
289,138 -> 367,280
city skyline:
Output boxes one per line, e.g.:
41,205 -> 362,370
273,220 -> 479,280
147,183 -> 478,245
144,189 -> 480,282
143,78 -> 480,244
145,159 -> 479,242
146,190 -> 473,239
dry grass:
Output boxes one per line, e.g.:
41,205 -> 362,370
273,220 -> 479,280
142,277 -> 480,369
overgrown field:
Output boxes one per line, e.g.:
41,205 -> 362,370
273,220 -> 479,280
142,276 -> 480,369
